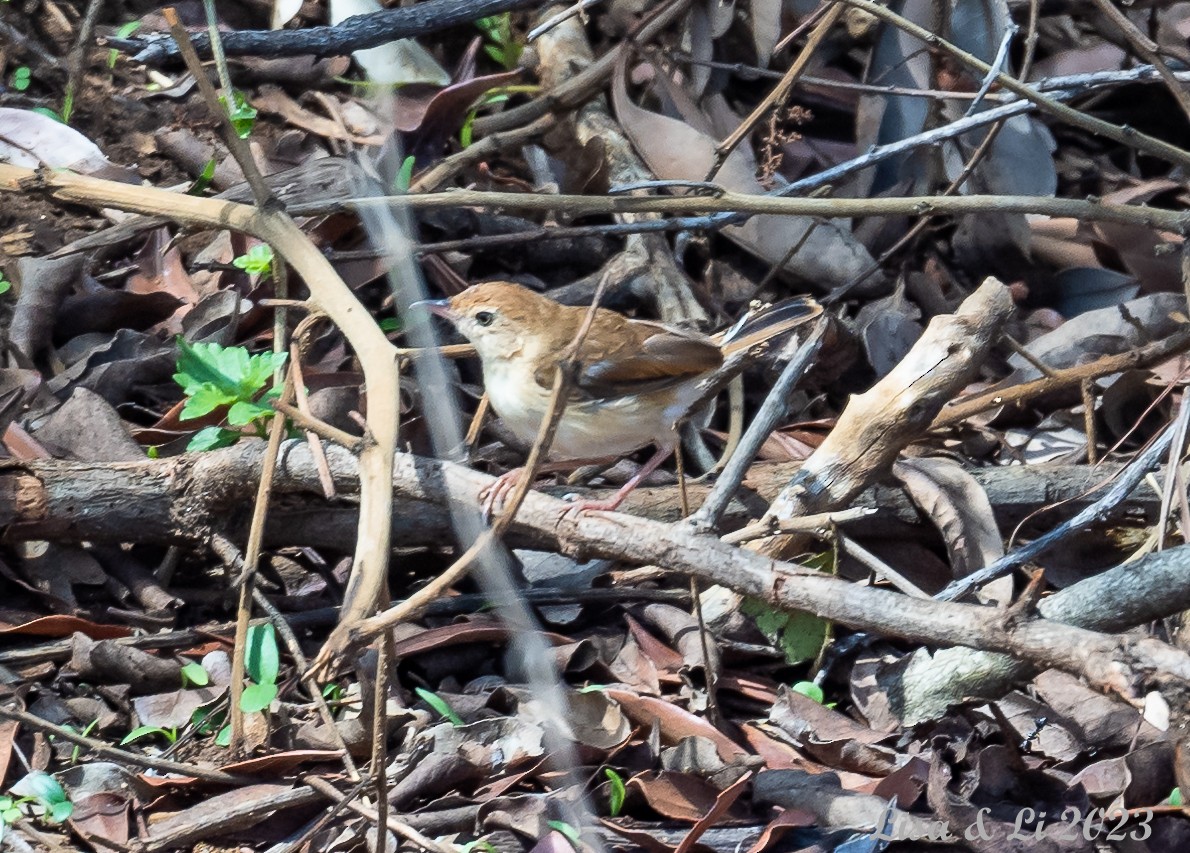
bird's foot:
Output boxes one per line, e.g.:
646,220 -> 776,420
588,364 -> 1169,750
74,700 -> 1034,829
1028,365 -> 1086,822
480,467 -> 525,519
560,491 -> 628,519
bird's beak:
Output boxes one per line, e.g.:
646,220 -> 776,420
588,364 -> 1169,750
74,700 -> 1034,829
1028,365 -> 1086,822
410,298 -> 459,322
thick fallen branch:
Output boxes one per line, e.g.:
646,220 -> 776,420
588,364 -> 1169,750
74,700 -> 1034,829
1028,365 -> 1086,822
3,442 -> 1188,708
0,448 -> 1155,549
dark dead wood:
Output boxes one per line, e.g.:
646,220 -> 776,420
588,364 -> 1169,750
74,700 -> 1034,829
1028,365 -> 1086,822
113,0 -> 546,65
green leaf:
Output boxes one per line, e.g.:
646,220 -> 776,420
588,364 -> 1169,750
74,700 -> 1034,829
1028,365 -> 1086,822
191,705 -> 224,735
11,66 -> 30,91
174,339 -> 242,396
245,622 -> 280,685
394,155 -> 416,193
378,317 -> 402,333
30,106 -> 63,123
120,725 -> 167,745
180,662 -> 210,687
604,768 -> 625,817
414,687 -> 465,727
47,800 -> 73,824
1,807 -> 20,824
790,681 -> 825,704
459,110 -> 477,148
1170,787 -> 1183,806
240,681 -> 278,713
226,400 -> 273,426
11,772 -> 66,805
218,89 -> 258,138
187,426 -> 240,452
777,610 -> 830,666
215,724 -> 231,747
0,277 -> 10,296
179,383 -> 237,420
108,21 -> 140,68
547,820 -> 581,849
187,158 -> 217,195
483,44 -> 507,66
232,244 -> 274,276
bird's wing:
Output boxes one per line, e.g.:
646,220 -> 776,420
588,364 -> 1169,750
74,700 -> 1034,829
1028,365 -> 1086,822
535,314 -> 723,401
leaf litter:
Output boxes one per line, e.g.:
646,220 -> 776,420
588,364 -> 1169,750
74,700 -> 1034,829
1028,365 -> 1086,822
1,0 -> 1190,850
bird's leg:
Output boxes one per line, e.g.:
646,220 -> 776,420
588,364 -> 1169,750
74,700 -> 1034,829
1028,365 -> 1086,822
480,458 -> 617,519
564,445 -> 674,515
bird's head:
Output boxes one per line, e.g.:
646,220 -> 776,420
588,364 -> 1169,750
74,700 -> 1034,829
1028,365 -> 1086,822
414,282 -> 559,362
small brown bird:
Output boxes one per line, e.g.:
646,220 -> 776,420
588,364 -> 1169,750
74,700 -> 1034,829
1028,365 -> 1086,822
417,282 -> 821,514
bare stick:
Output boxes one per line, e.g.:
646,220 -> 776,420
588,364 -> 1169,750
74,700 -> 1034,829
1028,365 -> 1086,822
1088,0 -> 1190,126
690,321 -> 826,530
708,2 -> 844,178
841,0 -> 1190,171
937,423 -> 1177,601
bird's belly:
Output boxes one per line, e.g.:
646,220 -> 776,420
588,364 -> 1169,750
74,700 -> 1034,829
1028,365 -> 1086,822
485,371 -> 680,460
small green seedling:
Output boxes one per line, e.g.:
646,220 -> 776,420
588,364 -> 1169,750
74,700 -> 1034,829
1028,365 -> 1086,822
393,155 -> 416,193
173,338 -> 288,451
474,13 -> 522,71
181,661 -> 210,688
187,158 -> 217,196
241,622 -> 280,713
108,21 -> 141,68
0,270 -> 12,295
546,820 -> 582,850
232,244 -> 274,277
790,681 -> 825,704
8,771 -> 73,825
414,687 -> 465,727
120,725 -> 179,746
10,66 -> 30,91
217,88 -> 258,138
66,718 -> 99,764
603,768 -> 625,817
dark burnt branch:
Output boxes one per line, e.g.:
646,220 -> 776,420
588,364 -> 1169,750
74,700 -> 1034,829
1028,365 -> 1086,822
114,0 -> 545,65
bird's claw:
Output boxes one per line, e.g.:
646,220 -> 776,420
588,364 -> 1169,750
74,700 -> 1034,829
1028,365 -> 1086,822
480,468 -> 524,520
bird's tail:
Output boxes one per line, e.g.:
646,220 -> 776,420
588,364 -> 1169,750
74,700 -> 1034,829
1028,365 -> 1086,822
715,295 -> 823,356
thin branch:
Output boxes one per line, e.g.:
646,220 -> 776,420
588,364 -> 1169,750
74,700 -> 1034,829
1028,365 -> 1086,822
841,0 -> 1190,171
937,423 -> 1178,602
1088,0 -> 1190,126
690,321 -> 826,531
708,2 -> 844,177
0,705 -> 246,784
303,189 -> 1190,234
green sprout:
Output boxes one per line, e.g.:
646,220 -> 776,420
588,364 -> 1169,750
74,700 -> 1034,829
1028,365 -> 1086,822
217,88 -> 258,138
8,772 -> 73,825
414,687 -> 465,727
241,622 -> 281,714
120,725 -> 179,746
10,66 -> 30,91
108,21 -> 141,68
474,13 -> 523,71
232,244 -> 274,277
603,768 -> 626,816
181,661 -> 210,688
172,338 -> 288,451
394,155 -> 416,193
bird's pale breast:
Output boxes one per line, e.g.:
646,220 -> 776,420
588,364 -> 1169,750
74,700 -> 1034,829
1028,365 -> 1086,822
483,358 -> 693,459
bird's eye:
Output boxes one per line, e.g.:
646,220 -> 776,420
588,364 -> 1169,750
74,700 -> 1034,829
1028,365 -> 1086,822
474,311 -> 496,327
